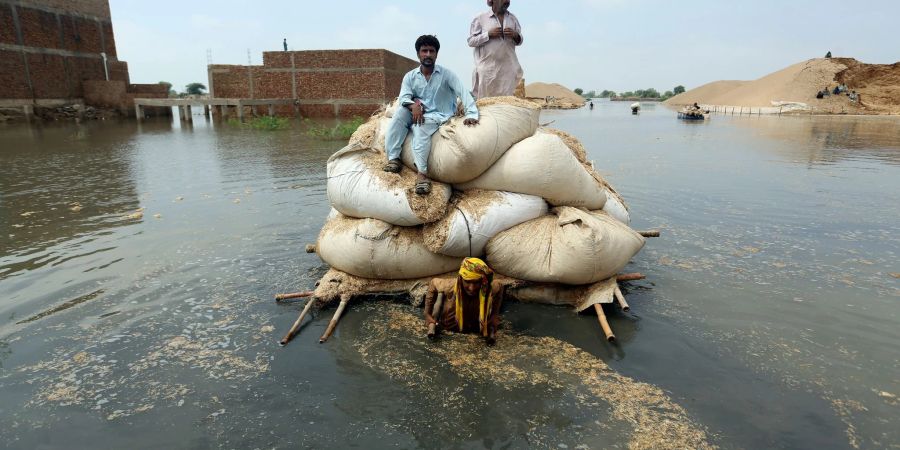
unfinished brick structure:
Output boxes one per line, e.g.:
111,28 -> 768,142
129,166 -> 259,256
0,0 -> 167,117
209,49 -> 418,118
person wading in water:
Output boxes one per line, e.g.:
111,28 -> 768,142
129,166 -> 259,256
424,258 -> 504,345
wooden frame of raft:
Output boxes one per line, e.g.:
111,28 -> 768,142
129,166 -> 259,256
277,268 -> 647,346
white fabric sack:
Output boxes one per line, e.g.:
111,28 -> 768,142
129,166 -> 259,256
326,144 -> 451,226
423,190 -> 547,257
399,101 -> 541,183
486,206 -> 645,284
456,132 -> 608,209
317,213 -> 461,280
602,190 -> 630,224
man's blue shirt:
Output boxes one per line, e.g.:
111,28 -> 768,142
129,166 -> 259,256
398,64 -> 479,122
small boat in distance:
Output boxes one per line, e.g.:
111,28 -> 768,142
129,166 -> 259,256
677,111 -> 706,120
678,103 -> 708,120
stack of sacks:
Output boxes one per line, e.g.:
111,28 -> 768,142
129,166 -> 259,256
318,96 -> 644,286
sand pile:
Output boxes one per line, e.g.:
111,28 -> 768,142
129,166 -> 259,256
525,82 -> 585,108
665,58 -> 900,114
835,58 -> 900,114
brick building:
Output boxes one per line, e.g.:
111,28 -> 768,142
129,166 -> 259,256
209,49 -> 418,118
0,0 -> 166,117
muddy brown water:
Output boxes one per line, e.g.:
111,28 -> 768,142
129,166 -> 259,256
0,102 -> 898,449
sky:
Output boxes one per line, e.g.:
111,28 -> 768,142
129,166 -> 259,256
110,0 -> 899,94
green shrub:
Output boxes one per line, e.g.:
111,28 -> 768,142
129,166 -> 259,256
227,116 -> 290,130
248,116 -> 290,130
303,116 -> 365,140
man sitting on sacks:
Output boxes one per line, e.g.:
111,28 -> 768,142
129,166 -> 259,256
424,257 -> 504,345
383,35 -> 480,195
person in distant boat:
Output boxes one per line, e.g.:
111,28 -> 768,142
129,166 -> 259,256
468,0 -> 524,98
424,258 -> 504,345
383,35 -> 479,196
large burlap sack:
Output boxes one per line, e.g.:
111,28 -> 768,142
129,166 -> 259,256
326,144 -> 451,226
398,97 -> 541,183
486,206 -> 645,284
422,190 -> 547,257
317,213 -> 461,280
602,190 -> 630,224
456,132 -> 608,209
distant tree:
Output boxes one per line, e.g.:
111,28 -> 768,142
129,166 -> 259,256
662,90 -> 674,100
574,88 -> 584,95
673,85 -> 686,95
159,81 -> 176,98
599,90 -> 616,98
583,90 -> 597,98
184,83 -> 207,96
620,91 -> 635,98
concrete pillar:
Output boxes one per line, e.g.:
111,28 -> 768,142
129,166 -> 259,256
134,103 -> 141,122
220,105 -> 228,120
23,104 -> 33,123
203,105 -> 210,118
236,102 -> 244,122
185,105 -> 192,122
268,104 -> 274,116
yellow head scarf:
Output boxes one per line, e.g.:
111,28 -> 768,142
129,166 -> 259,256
454,257 -> 494,337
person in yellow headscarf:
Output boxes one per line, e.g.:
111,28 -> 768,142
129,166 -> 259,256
424,257 -> 505,344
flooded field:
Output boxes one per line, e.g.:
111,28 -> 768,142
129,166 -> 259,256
1,102 -> 898,449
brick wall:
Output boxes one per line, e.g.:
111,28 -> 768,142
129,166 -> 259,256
0,6 -> 15,44
83,79 -> 126,108
0,0 -> 124,102
15,0 -> 111,19
211,49 -> 418,118
0,50 -> 30,98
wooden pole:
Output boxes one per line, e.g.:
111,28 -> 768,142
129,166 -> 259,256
427,293 -> 444,339
275,290 -> 314,301
638,230 -> 660,237
319,295 -> 350,343
613,286 -> 630,312
593,303 -> 616,342
616,273 -> 645,282
280,298 -> 315,345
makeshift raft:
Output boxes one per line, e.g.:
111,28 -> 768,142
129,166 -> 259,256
277,96 -> 660,347
277,234 -> 657,346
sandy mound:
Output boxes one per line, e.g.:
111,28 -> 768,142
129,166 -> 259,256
663,80 -> 747,105
665,58 -> 900,114
835,58 -> 900,114
525,82 -> 585,104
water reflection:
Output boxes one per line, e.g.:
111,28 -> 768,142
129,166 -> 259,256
0,122 -> 144,277
732,115 -> 900,166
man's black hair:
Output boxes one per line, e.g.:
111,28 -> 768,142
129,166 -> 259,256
415,35 -> 440,53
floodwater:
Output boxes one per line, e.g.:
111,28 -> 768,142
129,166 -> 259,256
0,102 -> 897,449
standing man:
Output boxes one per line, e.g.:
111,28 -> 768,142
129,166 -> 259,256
283,38 -> 288,51
468,0 -> 524,99
424,258 -> 504,345
383,35 -> 479,195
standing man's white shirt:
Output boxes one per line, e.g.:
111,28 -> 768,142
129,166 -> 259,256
468,7 -> 523,99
